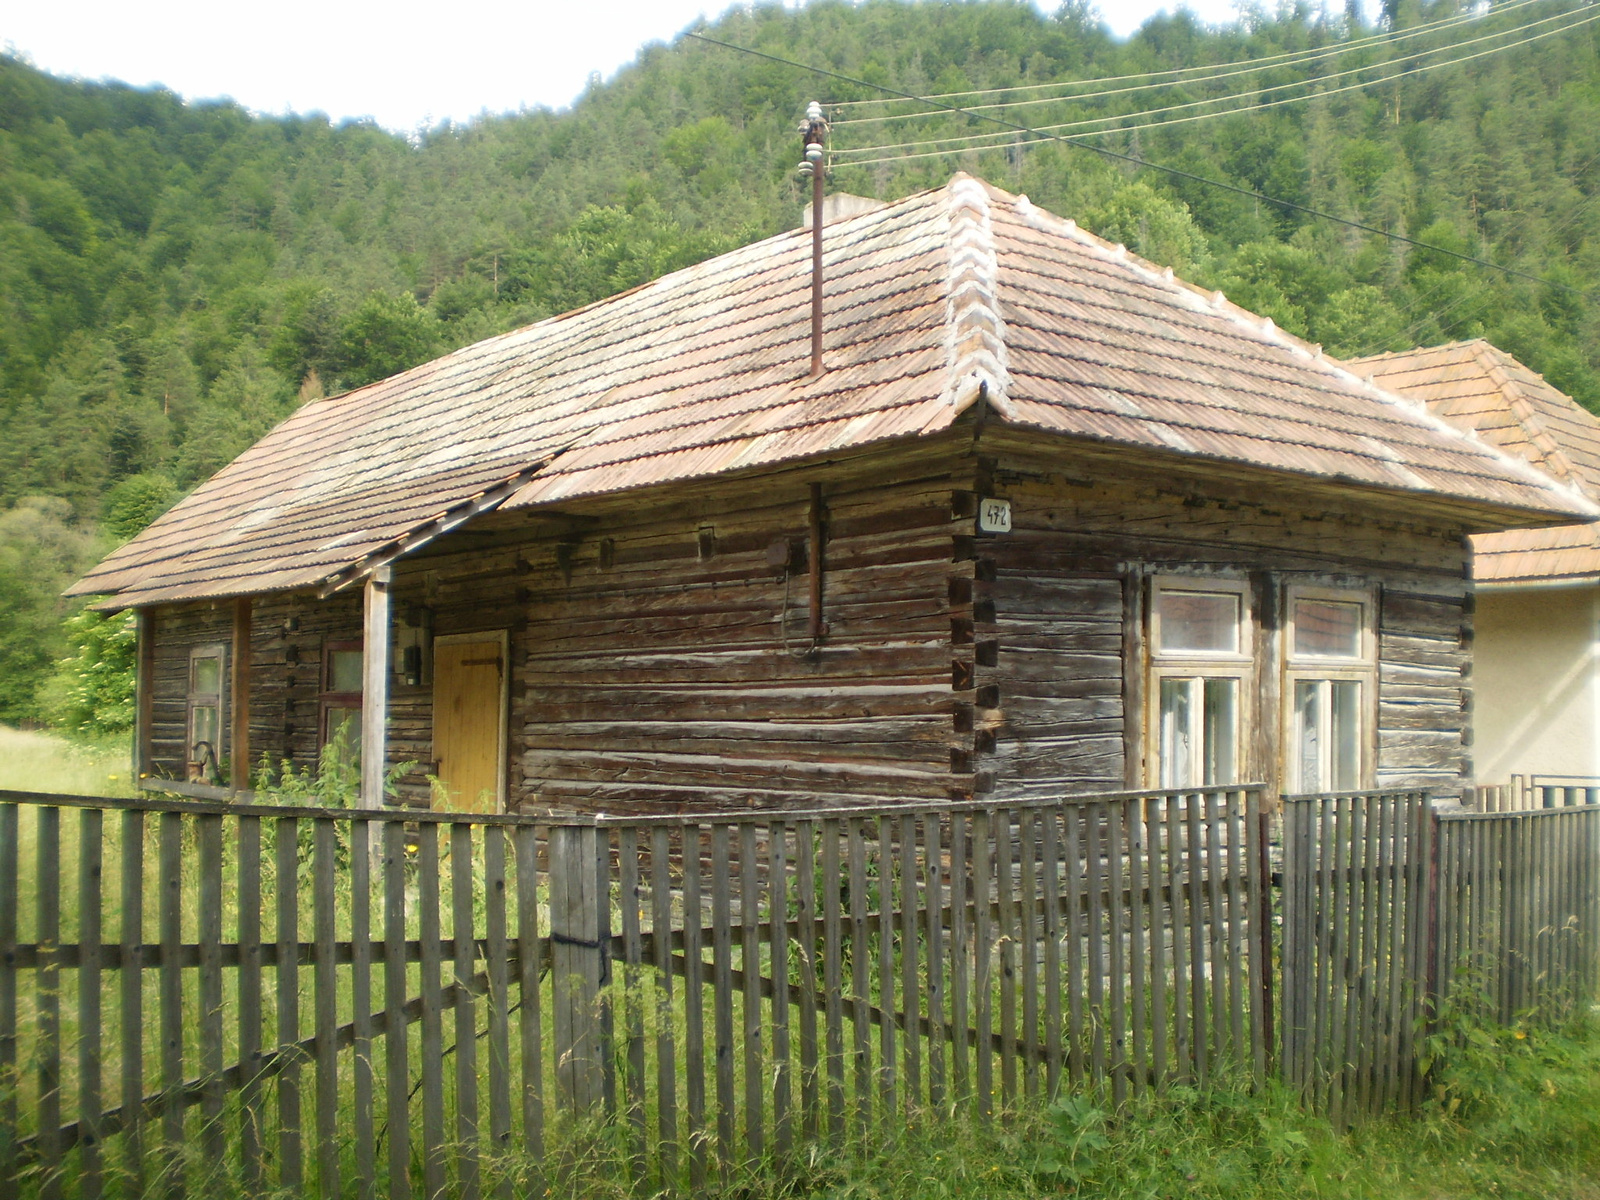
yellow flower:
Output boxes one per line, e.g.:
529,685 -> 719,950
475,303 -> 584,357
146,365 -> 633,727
1515,1030 -> 1527,1040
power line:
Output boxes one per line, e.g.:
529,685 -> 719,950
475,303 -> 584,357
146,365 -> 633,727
682,31 -> 1586,297
830,0 -> 1553,124
833,7 -> 1600,161
825,0 -> 1548,113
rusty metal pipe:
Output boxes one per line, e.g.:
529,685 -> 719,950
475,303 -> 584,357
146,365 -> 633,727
811,150 -> 824,378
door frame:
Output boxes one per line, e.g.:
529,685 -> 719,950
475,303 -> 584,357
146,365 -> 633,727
431,629 -> 510,812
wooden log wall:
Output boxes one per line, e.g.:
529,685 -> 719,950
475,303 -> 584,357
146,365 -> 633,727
147,603 -> 234,778
145,594 -> 366,785
975,432 -> 1474,799
397,440 -> 979,812
141,428 -> 1476,809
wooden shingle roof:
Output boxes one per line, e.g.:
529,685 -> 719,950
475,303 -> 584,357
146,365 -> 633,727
1350,340 -> 1600,585
74,176 -> 1594,609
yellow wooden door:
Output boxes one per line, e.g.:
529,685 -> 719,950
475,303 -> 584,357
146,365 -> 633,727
432,635 -> 506,813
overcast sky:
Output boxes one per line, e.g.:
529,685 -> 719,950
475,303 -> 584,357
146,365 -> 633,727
0,0 -> 1311,134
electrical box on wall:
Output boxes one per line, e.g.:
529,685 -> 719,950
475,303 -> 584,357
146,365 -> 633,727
977,497 -> 1012,534
397,605 -> 434,686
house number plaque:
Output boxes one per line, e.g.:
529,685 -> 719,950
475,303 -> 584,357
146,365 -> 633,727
977,497 -> 1012,533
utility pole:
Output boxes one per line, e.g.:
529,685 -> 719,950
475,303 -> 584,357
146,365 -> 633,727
798,101 -> 828,378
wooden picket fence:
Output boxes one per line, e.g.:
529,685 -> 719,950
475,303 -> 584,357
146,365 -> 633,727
1278,792 -> 1433,1127
1470,776 -> 1600,812
0,785 -> 1271,1198
4,784 -> 1599,1196
1436,803 -> 1600,1024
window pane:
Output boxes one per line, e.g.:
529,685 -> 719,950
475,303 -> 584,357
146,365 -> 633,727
1160,591 -> 1240,654
1294,600 -> 1362,658
1331,680 -> 1361,790
1295,679 -> 1323,793
190,703 -> 219,752
1160,678 -> 1195,788
329,649 -> 364,695
1202,678 -> 1237,785
192,654 -> 221,695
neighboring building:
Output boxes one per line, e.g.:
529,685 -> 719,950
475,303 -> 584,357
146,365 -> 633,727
71,178 -> 1591,813
1352,340 -> 1600,785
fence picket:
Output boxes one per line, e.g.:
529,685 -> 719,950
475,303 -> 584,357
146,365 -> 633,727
451,823 -> 480,1200
77,809 -> 103,1200
619,828 -> 646,1179
711,823 -> 735,1168
1106,801 -> 1128,1105
276,816 -> 303,1193
651,826 -> 678,1180
875,816 -> 895,1123
972,809 -> 993,1117
484,826 -> 511,1196
119,810 -> 144,1194
997,811 -> 1018,1107
949,813 -> 970,1102
924,813 -> 946,1108
513,824 -> 543,1170
314,819 -> 341,1198
740,822 -> 763,1160
821,818 -> 845,1139
794,819 -> 819,1143
384,820 -> 412,1200
769,822 -> 792,1155
351,817 -> 376,1200
36,808 -> 60,1200
682,824 -> 707,1191
903,813 -> 924,1109
1018,811 -> 1039,1102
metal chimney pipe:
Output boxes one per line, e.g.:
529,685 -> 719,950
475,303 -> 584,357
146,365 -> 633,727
800,101 -> 827,378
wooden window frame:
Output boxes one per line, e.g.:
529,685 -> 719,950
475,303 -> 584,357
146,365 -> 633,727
1146,577 -> 1254,788
186,643 -> 227,782
1282,585 -> 1378,793
320,638 -> 364,757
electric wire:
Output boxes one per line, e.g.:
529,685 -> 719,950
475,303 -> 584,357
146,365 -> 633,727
684,30 -> 1587,296
832,7 -> 1600,162
826,0 -> 1552,112
828,0 -> 1555,124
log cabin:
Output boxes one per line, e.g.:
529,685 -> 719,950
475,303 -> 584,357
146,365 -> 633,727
1352,339 -> 1600,787
69,176 -> 1596,813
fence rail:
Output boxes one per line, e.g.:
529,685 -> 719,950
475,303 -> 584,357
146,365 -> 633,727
0,785 -> 1270,1198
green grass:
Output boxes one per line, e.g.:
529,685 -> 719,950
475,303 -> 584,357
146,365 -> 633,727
0,726 -> 135,797
727,1017 -> 1600,1200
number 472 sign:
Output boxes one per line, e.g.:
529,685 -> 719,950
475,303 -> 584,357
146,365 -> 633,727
977,497 -> 1012,534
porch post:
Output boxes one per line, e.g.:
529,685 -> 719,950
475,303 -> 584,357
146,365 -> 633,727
360,567 -> 392,811
230,597 -> 252,792
134,608 -> 155,781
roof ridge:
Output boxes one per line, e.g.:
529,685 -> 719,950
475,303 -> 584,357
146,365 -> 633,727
1468,340 -> 1586,495
941,175 -> 1012,418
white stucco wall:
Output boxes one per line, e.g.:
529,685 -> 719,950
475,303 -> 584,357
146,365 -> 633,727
1473,585 -> 1600,783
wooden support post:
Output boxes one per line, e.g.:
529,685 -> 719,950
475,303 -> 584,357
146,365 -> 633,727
360,568 -> 392,812
134,608 -> 155,780
231,597 -> 252,791
549,824 -> 608,1112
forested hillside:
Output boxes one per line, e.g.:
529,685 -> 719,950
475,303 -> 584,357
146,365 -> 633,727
2,0 -> 1598,724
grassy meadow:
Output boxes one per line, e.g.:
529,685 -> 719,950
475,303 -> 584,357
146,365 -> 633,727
0,726 -> 136,798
